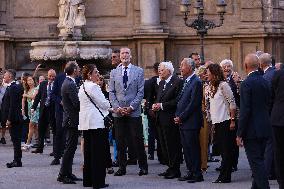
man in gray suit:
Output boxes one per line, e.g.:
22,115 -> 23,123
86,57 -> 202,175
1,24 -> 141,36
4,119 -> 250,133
109,47 -> 148,176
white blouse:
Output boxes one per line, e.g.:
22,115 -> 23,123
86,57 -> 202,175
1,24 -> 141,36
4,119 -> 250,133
78,80 -> 111,130
207,81 -> 236,124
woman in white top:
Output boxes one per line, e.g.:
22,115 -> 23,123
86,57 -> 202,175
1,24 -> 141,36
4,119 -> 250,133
78,64 -> 111,189
206,64 -> 236,183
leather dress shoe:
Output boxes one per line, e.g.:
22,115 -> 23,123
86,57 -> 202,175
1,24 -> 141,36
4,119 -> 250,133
49,152 -> 54,156
107,167 -> 114,174
0,137 -> 6,144
6,161 -> 22,168
69,174 -> 83,181
178,174 -> 193,181
187,175 -> 204,183
127,159 -> 137,165
93,184 -> 109,189
57,174 -> 76,184
114,169 -> 126,176
31,149 -> 43,154
164,171 -> 181,179
215,166 -> 221,171
138,168 -> 148,176
158,169 -> 170,176
50,158 -> 60,165
212,179 -> 231,183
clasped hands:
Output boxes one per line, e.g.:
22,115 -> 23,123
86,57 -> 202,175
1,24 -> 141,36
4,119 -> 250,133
151,103 -> 161,112
114,107 -> 133,116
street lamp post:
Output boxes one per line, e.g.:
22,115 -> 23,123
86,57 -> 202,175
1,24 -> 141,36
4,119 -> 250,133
180,0 -> 227,64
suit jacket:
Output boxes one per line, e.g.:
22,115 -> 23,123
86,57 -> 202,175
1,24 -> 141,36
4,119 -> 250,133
176,74 -> 203,130
228,75 -> 240,108
155,75 -> 183,127
271,70 -> 284,126
263,67 -> 276,86
109,64 -> 144,117
51,73 -> 66,114
32,80 -> 55,118
1,82 -> 23,126
61,77 -> 80,128
237,71 -> 271,139
144,76 -> 159,114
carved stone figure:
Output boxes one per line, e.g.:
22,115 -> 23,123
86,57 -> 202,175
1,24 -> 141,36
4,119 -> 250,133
58,0 -> 86,40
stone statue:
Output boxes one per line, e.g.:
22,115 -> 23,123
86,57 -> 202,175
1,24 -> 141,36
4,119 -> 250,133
58,0 -> 86,40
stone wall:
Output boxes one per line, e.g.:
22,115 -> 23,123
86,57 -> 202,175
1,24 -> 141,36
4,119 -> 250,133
0,0 -> 284,77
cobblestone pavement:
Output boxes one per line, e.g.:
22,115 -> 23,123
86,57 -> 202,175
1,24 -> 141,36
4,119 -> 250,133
0,139 -> 279,189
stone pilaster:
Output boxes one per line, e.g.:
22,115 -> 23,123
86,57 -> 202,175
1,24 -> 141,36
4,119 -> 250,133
137,0 -> 163,33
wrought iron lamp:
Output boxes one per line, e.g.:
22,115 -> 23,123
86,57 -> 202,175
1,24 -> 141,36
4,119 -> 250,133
180,0 -> 227,63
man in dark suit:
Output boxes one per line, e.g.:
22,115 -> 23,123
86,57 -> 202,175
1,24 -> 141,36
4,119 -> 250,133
109,47 -> 148,176
237,54 -> 271,189
271,69 -> 284,188
259,53 -> 276,180
144,62 -> 163,162
50,71 -> 66,165
152,61 -> 183,179
57,61 -> 81,184
174,58 -> 203,183
1,69 -> 24,168
31,69 -> 56,154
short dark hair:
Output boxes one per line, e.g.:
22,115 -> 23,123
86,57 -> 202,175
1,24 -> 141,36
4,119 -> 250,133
113,49 -> 120,54
6,69 -> 16,80
189,52 -> 199,58
82,64 -> 96,80
153,62 -> 159,72
64,61 -> 78,76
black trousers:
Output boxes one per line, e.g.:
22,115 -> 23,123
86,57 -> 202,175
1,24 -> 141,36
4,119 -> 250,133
83,129 -> 108,188
60,127 -> 79,177
38,106 -> 55,151
215,120 -> 233,180
264,136 -> 275,177
157,120 -> 182,172
244,138 -> 270,189
114,116 -> 147,170
54,109 -> 66,160
10,122 -> 22,162
230,121 -> 239,168
180,129 -> 202,177
147,114 -> 163,161
273,126 -> 284,189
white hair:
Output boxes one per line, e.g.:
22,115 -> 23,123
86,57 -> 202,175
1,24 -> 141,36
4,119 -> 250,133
259,53 -> 272,66
183,58 -> 196,70
220,59 -> 233,68
159,61 -> 174,75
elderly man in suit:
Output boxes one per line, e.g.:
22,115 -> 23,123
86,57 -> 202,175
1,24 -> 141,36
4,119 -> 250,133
57,61 -> 81,184
174,58 -> 204,183
1,69 -> 24,168
152,61 -> 183,179
271,69 -> 284,189
31,69 -> 56,154
109,47 -> 148,176
259,53 -> 276,180
237,54 -> 271,189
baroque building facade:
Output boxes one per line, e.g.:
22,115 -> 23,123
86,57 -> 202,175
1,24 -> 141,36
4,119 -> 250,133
0,0 -> 284,77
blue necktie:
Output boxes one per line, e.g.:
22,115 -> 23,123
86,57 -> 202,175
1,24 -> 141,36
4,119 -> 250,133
45,82 -> 52,106
123,67 -> 128,89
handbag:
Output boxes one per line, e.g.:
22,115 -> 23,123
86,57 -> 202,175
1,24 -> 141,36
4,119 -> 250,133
82,83 -> 113,129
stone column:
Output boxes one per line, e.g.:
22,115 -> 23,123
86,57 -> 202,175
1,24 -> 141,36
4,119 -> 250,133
138,0 -> 163,33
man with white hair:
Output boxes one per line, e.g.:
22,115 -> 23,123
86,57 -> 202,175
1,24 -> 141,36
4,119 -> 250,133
259,53 -> 276,180
152,61 -> 183,179
175,58 -> 204,183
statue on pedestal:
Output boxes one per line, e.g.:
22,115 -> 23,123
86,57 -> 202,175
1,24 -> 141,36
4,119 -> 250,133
57,0 -> 86,40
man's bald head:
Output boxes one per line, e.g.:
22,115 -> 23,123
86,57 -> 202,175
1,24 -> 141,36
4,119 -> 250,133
244,54 -> 259,74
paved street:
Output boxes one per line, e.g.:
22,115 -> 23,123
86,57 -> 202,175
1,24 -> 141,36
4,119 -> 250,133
0,139 -> 279,189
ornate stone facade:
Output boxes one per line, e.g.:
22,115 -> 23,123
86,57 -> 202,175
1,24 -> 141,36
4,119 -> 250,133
1,0 -> 284,77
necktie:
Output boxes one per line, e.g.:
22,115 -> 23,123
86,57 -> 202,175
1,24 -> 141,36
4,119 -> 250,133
159,80 -> 166,91
182,80 -> 188,91
45,82 -> 52,106
123,67 -> 128,89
